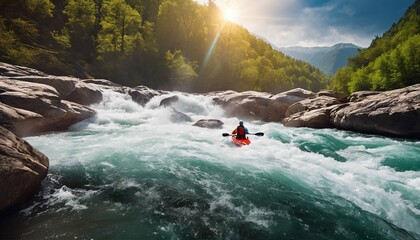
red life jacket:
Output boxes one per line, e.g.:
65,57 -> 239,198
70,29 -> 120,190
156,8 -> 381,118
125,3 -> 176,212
236,126 -> 246,139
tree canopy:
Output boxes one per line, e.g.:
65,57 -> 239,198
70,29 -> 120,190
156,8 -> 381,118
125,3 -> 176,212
330,0 -> 420,93
0,0 -> 329,93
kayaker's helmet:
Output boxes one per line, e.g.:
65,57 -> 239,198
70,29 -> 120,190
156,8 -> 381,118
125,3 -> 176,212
239,120 -> 244,126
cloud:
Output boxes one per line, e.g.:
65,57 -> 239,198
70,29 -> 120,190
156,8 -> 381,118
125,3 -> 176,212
197,0 -> 415,47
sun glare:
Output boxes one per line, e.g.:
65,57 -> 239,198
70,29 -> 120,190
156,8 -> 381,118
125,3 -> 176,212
223,7 -> 237,22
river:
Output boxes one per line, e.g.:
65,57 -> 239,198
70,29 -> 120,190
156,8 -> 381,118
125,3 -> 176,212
1,90 -> 419,240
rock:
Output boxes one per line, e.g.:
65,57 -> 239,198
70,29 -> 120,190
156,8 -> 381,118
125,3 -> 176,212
160,95 -> 179,107
285,96 -> 341,117
83,83 -> 163,106
282,106 -> 338,128
283,85 -> 420,138
65,81 -> 103,106
8,76 -> 102,106
9,75 -> 77,98
82,79 -> 125,93
0,126 -> 49,211
193,119 -> 224,129
0,103 -> 44,137
282,95 -> 342,128
0,79 -> 96,136
317,90 -> 348,102
210,88 -> 315,122
331,84 -> 420,138
348,91 -> 381,102
170,107 -> 193,123
1,62 -> 102,105
275,88 -> 316,102
0,62 -> 46,77
82,79 -> 121,87
128,85 -> 163,106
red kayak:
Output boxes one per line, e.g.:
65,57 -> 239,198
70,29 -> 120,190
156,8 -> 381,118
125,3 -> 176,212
232,136 -> 251,146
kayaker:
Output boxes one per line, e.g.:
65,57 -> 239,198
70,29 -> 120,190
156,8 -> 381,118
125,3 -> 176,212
232,120 -> 249,140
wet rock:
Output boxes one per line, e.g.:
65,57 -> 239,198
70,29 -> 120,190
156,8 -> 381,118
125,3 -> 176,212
285,96 -> 341,117
348,91 -> 381,102
83,79 -> 127,94
1,62 -> 103,106
170,107 -> 193,123
0,79 -> 96,136
0,126 -> 49,211
282,95 -> 343,128
160,95 -> 179,107
128,86 -> 163,106
210,88 -> 315,122
283,85 -> 420,138
317,90 -> 348,102
7,75 -> 102,106
193,119 -> 224,129
65,81 -> 102,106
282,106 -> 338,128
0,62 -> 46,77
331,84 -> 420,138
82,79 -> 122,88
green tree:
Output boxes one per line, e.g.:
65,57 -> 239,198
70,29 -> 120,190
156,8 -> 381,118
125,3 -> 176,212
64,0 -> 96,61
165,50 -> 198,91
332,0 -> 420,92
157,0 -> 205,59
98,0 -> 143,57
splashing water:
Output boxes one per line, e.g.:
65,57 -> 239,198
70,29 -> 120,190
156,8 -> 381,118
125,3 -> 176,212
1,90 -> 419,240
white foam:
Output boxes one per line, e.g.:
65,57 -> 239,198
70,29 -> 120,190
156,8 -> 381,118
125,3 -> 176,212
100,162 -> 116,168
24,90 -> 420,235
46,186 -> 97,211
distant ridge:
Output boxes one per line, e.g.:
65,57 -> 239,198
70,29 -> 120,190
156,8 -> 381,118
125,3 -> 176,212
278,43 -> 362,76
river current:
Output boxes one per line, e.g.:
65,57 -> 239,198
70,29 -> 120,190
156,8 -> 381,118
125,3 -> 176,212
1,90 -> 419,240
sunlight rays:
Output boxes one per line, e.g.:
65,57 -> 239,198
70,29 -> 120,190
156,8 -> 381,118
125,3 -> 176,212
223,7 -> 237,22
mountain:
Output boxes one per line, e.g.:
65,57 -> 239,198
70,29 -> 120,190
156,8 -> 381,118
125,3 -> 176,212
278,43 -> 361,76
331,0 -> 420,93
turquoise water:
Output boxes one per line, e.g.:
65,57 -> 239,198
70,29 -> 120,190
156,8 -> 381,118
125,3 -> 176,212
1,90 -> 419,240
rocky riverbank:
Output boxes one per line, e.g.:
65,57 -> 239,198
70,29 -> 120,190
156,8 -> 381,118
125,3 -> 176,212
0,62 -> 419,211
207,86 -> 419,138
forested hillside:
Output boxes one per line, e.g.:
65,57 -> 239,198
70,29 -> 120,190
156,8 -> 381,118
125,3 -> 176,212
330,0 -> 420,93
0,0 -> 328,93
280,43 -> 361,76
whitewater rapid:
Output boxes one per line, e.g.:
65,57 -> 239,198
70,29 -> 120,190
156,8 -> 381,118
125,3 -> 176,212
2,90 -> 419,239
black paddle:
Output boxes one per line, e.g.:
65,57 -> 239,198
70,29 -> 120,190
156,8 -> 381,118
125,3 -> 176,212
222,132 -> 264,137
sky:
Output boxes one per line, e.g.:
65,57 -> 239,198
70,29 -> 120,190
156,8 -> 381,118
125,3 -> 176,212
195,0 -> 415,48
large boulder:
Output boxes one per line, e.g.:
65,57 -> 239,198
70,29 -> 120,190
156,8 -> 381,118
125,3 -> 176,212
82,79 -> 127,94
0,79 -> 96,136
0,126 -> 49,211
0,62 -> 46,77
65,80 -> 103,106
127,86 -> 164,106
282,105 -> 340,128
317,90 -> 348,102
348,91 -> 381,102
82,79 -> 122,88
331,84 -> 420,138
160,95 -> 179,107
285,96 -> 342,118
193,119 -> 224,129
169,107 -> 193,123
0,103 -> 45,137
282,94 -> 341,128
7,76 -> 103,106
210,88 -> 315,122
1,62 -> 102,106
282,95 -> 343,128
